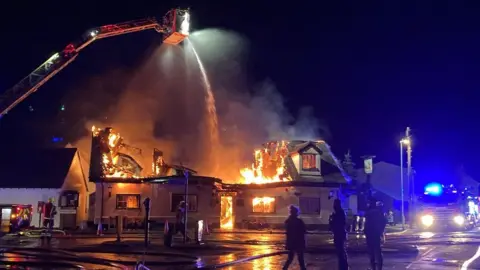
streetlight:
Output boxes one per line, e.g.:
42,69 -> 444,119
399,138 -> 410,230
400,138 -> 410,145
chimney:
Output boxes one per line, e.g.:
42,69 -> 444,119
153,148 -> 164,175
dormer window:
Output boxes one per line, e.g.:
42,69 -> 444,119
302,154 -> 318,171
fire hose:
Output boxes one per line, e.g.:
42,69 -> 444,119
0,247 -> 127,269
20,229 -> 67,237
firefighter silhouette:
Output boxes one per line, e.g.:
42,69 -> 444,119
41,198 -> 57,245
364,198 -> 387,270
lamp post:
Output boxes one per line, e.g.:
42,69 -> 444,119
400,134 -> 411,230
405,127 -> 413,227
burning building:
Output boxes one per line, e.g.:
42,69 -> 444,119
217,140 -> 354,230
89,127 -> 221,230
88,127 -> 354,230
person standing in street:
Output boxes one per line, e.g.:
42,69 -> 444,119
41,198 -> 57,245
329,199 -> 349,270
283,205 -> 307,270
364,198 -> 387,270
175,201 -> 190,241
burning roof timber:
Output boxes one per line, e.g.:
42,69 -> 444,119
238,140 -> 351,185
88,126 -> 204,183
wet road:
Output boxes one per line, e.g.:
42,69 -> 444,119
3,228 -> 480,269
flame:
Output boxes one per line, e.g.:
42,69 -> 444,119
92,126 -> 137,178
252,197 -> 275,213
220,196 -> 234,230
239,141 -> 291,184
108,133 -> 118,148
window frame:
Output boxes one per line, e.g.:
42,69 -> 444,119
116,194 -> 141,210
301,153 -> 318,171
170,194 -> 199,212
251,197 -> 277,214
299,197 -> 321,215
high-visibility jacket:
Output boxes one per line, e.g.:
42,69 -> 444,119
43,202 -> 57,219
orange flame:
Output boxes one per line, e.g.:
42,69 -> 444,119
92,126 -> 137,178
239,141 -> 291,184
220,196 -> 234,230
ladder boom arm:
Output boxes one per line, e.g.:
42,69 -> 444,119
0,8 -> 190,118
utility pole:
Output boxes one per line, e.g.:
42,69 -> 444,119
405,127 -> 413,228
399,128 -> 412,230
400,142 -> 405,230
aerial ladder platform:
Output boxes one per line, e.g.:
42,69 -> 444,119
0,8 -> 190,118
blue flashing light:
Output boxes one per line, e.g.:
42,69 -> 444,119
52,137 -> 64,143
425,182 -> 443,196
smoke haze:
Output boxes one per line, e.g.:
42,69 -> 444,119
65,29 -> 330,182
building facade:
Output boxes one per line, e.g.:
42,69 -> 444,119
92,177 -> 220,229
0,148 -> 91,229
89,127 -> 352,230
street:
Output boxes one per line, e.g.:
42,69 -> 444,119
2,228 -> 480,269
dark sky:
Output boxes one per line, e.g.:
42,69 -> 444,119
1,1 -> 479,185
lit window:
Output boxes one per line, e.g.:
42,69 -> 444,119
116,194 -> 140,209
299,197 -> 321,214
252,197 -> 276,213
302,154 -> 317,170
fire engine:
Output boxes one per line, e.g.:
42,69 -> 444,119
417,183 -> 479,231
0,204 -> 33,233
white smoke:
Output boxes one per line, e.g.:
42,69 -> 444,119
63,28 -> 330,181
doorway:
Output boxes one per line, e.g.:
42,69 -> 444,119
220,196 -> 234,230
1,208 -> 11,233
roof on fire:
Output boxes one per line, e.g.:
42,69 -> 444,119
287,140 -> 339,166
287,140 -> 351,181
0,148 -> 77,189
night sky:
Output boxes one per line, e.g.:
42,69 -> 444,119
0,1 -> 479,185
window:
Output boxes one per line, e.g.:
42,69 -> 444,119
171,194 -> 198,212
116,194 -> 140,209
252,197 -> 276,213
302,154 -> 318,171
59,192 -> 79,207
299,197 -> 321,214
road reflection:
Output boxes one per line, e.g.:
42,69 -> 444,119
220,253 -> 236,268
419,232 -> 435,239
251,247 -> 273,270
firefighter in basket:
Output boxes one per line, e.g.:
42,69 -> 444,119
41,198 -> 57,243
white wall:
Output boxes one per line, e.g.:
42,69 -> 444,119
94,182 -> 219,226
62,152 -> 89,225
356,162 -> 409,201
0,189 -> 60,228
234,186 -> 338,226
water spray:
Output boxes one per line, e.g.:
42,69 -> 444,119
187,39 -> 220,174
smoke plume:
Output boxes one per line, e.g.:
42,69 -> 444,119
64,28 -> 330,182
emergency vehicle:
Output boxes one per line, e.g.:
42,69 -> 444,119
417,183 -> 479,231
0,204 -> 33,233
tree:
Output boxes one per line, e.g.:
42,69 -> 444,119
342,150 -> 357,183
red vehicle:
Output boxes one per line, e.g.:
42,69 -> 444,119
0,204 -> 33,233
